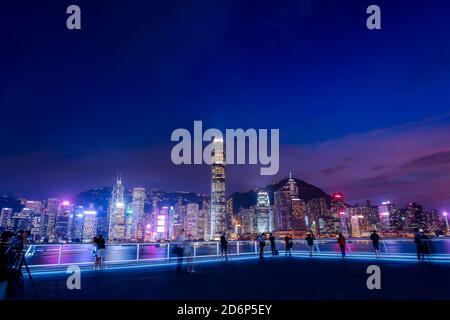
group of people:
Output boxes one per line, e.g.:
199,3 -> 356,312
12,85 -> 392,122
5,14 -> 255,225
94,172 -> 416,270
91,235 -> 106,270
87,228 -> 431,273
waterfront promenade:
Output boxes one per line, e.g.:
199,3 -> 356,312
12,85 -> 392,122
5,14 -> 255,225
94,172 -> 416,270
23,253 -> 450,300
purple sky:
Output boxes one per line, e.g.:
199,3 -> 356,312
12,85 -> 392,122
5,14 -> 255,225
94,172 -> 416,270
2,113 -> 450,211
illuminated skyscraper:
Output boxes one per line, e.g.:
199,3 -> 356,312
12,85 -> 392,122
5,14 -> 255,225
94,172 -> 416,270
46,198 -> 59,238
240,207 -> 257,234
55,201 -> 72,240
291,198 -> 307,230
378,201 -> 395,231
82,210 -> 97,240
286,172 -> 299,198
131,187 -> 146,240
274,187 -> 291,231
108,176 -> 126,241
185,202 -> 200,239
0,208 -> 13,230
256,192 -> 272,233
70,206 -> 85,240
210,137 -> 226,239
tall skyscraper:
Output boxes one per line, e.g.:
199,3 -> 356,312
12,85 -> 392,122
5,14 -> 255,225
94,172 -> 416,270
82,210 -> 98,241
185,202 -> 200,239
256,191 -> 272,233
46,198 -> 59,238
0,208 -> 13,230
240,207 -> 257,234
274,187 -> 291,231
378,201 -> 395,231
210,137 -> 226,239
55,201 -> 72,240
131,187 -> 146,240
108,177 -> 126,241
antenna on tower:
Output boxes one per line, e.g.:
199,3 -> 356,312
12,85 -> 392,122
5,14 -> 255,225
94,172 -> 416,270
289,171 -> 292,179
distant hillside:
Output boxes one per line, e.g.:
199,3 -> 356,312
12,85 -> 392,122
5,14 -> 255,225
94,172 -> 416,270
229,178 -> 332,213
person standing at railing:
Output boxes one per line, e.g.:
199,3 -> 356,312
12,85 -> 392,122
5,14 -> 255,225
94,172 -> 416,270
92,236 -> 99,270
258,233 -> 266,259
413,228 -> 425,261
175,229 -> 186,273
220,233 -> 229,261
284,234 -> 292,257
370,230 -> 381,258
305,232 -> 315,257
337,233 -> 346,258
184,234 -> 195,273
269,233 -> 277,255
96,235 -> 106,269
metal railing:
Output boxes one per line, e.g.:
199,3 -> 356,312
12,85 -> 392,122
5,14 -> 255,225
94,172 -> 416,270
23,238 -> 450,269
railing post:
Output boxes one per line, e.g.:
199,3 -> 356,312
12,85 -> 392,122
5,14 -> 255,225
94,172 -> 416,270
236,241 -> 240,255
136,243 -> 140,263
346,242 -> 352,256
167,243 -> 170,261
315,242 -> 321,254
382,241 -> 388,255
193,242 -> 197,258
254,240 -> 257,254
216,242 -> 219,257
57,244 -> 62,267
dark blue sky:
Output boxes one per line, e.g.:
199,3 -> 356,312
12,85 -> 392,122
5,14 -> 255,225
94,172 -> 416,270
1,1 -> 450,209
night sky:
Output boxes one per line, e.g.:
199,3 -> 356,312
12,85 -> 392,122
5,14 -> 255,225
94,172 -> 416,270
1,0 -> 450,210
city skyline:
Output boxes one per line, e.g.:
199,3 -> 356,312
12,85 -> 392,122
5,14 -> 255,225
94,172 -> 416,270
1,170 -> 449,212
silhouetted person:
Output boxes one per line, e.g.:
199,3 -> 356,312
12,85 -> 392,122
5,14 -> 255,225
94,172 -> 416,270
175,229 -> 186,273
92,236 -> 99,269
305,232 -> 315,257
220,233 -> 228,261
258,233 -> 266,259
184,234 -> 195,273
337,233 -> 346,258
284,234 -> 292,257
269,233 -> 277,255
414,228 -> 424,261
96,234 -> 106,269
370,230 -> 381,258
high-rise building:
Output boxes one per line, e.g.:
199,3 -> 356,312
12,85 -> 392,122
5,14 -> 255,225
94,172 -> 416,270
291,198 -> 307,230
240,207 -> 257,234
153,206 -> 169,240
131,187 -> 146,240
378,201 -> 395,231
0,208 -> 13,231
256,192 -> 272,233
108,177 -> 126,241
331,192 -> 347,235
185,203 -> 200,239
70,206 -> 85,241
46,198 -> 59,238
210,137 -> 226,239
274,191 -> 290,230
405,202 -> 426,231
55,201 -> 72,240
350,215 -> 361,237
11,210 -> 32,231
82,210 -> 98,241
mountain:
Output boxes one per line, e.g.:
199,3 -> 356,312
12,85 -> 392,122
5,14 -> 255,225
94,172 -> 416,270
229,178 -> 332,213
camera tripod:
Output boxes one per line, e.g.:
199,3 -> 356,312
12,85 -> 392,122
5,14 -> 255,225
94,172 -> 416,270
11,249 -> 39,300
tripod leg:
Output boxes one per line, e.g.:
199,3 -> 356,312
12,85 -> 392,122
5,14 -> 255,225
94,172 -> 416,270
23,257 -> 39,300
